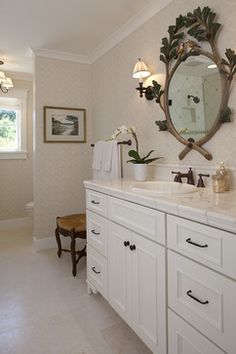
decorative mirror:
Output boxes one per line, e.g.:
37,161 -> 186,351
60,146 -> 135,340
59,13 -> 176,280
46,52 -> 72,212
144,6 -> 236,160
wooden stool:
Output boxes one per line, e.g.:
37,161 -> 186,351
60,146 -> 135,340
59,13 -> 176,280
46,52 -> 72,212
55,213 -> 86,276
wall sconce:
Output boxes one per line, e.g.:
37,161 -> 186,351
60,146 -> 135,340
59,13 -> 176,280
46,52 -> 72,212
0,60 -> 14,94
132,58 -> 154,100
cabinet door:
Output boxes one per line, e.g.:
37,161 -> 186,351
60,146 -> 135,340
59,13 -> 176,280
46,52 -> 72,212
132,233 -> 166,354
108,222 -> 133,325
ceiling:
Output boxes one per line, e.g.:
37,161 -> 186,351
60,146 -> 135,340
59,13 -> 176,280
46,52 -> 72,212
0,0 -> 172,75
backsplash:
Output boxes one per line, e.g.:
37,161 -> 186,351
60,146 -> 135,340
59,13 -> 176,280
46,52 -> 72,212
147,163 -> 236,190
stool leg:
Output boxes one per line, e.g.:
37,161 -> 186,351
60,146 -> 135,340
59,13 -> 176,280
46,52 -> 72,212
71,231 -> 77,277
55,227 -> 62,258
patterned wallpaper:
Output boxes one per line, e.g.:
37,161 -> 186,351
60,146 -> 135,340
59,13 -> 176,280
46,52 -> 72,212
33,0 -> 236,238
91,0 -> 236,175
34,57 -> 92,239
0,79 -> 33,220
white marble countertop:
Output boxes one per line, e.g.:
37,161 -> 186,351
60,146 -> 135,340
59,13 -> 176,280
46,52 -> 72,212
84,179 -> 236,233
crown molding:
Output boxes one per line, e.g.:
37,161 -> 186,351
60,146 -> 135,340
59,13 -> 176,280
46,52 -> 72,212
29,0 -> 172,66
88,0 -> 173,63
31,47 -> 91,64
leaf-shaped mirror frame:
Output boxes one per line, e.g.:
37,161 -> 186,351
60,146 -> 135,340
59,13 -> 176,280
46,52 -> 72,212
150,6 -> 236,160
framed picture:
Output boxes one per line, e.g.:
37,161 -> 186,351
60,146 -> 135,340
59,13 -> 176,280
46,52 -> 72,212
44,106 -> 86,143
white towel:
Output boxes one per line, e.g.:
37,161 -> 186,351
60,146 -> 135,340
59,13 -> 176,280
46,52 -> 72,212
103,140 -> 116,172
92,141 -> 104,170
110,141 -> 121,180
92,140 -> 121,181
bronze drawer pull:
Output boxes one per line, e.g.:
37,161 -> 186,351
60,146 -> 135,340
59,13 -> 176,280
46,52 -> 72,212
91,200 -> 100,205
92,266 -> 101,274
186,238 -> 208,248
187,290 -> 209,305
91,229 -> 100,235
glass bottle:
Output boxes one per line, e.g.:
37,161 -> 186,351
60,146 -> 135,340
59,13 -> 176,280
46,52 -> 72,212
216,161 -> 230,191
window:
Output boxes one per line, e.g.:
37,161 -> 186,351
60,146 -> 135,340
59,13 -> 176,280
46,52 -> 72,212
0,89 -> 28,159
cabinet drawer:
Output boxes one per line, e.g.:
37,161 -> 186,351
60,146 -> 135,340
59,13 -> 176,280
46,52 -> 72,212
167,215 -> 236,279
86,190 -> 107,216
87,211 -> 108,257
168,250 -> 236,353
87,245 -> 108,299
168,310 -> 224,354
108,197 -> 165,245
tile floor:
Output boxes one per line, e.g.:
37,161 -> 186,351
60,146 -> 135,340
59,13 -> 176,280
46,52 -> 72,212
0,228 -> 151,354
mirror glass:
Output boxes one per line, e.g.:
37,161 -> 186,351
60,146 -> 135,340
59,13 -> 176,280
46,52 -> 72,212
168,55 -> 222,141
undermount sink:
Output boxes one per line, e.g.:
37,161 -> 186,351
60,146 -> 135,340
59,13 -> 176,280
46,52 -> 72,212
131,181 -> 199,196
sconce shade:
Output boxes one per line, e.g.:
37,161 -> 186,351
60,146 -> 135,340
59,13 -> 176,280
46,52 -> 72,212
2,77 -> 14,89
132,58 -> 151,79
0,71 -> 6,84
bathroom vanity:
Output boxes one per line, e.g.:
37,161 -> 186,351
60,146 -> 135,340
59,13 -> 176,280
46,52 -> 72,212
84,180 -> 236,354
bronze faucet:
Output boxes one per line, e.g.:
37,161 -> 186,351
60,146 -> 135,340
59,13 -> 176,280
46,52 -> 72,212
172,168 -> 195,185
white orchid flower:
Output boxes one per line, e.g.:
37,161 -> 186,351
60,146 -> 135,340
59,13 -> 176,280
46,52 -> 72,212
119,125 -> 129,134
111,129 -> 121,139
128,126 -> 136,133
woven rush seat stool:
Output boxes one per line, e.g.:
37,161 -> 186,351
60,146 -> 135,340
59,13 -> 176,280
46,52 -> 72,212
55,213 -> 87,276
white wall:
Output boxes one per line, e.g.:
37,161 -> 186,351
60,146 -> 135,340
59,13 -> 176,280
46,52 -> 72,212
34,56 -> 92,240
91,0 -> 236,175
0,79 -> 33,220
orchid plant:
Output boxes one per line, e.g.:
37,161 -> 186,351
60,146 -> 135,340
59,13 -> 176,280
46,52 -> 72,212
111,125 -> 162,164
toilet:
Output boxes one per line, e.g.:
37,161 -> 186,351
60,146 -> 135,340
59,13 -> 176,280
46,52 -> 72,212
25,201 -> 34,217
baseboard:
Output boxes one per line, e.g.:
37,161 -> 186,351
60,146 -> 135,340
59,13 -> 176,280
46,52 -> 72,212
33,236 -> 74,252
0,216 -> 32,230
33,236 -> 57,251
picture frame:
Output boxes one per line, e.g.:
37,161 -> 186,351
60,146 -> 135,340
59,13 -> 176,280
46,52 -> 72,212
44,106 -> 86,143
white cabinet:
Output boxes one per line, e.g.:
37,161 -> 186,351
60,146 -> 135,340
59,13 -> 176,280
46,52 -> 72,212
108,221 -> 166,354
85,187 -> 236,354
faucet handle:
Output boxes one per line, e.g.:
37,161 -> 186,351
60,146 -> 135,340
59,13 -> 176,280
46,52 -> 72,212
197,173 -> 210,188
172,171 -> 182,183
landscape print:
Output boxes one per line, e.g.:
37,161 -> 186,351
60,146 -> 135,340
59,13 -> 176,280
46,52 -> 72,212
51,114 -> 79,136
44,106 -> 86,143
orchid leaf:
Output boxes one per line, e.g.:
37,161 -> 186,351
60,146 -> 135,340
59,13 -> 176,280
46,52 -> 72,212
141,157 -> 163,164
142,150 -> 155,161
128,150 -> 142,161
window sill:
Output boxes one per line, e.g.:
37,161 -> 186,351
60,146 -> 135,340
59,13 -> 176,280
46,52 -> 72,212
0,151 -> 28,160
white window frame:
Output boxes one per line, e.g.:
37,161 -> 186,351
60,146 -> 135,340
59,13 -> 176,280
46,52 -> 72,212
0,88 -> 28,159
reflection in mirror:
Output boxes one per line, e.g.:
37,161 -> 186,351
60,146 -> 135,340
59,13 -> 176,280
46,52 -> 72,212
169,55 -> 222,141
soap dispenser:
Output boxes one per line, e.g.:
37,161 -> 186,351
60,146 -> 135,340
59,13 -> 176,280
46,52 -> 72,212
216,161 -> 230,191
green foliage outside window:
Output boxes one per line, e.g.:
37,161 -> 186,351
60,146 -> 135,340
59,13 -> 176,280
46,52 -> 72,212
0,110 -> 17,149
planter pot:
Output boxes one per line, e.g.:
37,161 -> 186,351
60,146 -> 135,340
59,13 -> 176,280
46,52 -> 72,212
133,164 -> 147,181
